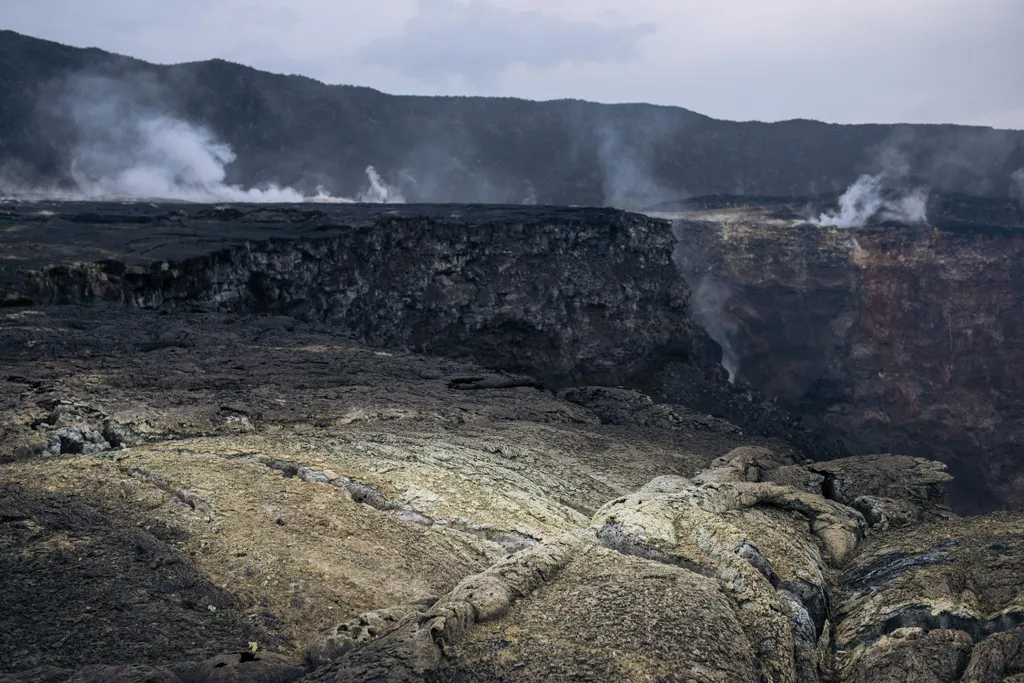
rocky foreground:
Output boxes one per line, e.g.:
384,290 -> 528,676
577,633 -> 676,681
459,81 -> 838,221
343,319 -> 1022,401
1,202 -> 1023,682
1,305 -> 1022,682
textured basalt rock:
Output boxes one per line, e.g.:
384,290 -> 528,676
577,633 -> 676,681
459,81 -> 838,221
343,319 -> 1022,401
810,455 -> 956,530
3,654 -> 311,683
1,304 -> 1023,681
672,207 -> 1024,513
1,304 -> 789,680
5,205 -> 699,392
3,203 -> 1024,681
0,202 -> 838,457
835,512 -> 1024,681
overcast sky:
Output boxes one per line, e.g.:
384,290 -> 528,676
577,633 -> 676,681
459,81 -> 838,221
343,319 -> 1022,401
4,0 -> 1022,129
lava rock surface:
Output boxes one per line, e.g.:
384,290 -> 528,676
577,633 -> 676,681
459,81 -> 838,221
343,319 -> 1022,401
2,202 -> 1023,681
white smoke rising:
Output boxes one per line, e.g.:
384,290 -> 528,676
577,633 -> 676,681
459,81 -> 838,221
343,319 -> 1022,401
593,113 -> 679,210
880,187 -> 929,223
817,174 -> 885,229
0,74 -> 403,204
1013,168 -> 1024,206
694,276 -> 740,384
671,221 -> 742,383
817,146 -> 929,228
522,181 -> 538,206
357,166 -> 404,203
63,115 -> 310,203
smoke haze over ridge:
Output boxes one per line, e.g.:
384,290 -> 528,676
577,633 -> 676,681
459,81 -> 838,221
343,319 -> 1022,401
0,73 -> 404,204
1,31 -> 1023,208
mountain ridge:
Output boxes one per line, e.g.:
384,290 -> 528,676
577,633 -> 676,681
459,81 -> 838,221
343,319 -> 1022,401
1,29 -> 1023,206
4,29 -> 1017,129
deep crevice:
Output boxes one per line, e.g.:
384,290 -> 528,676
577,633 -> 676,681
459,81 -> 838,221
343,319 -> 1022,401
125,467 -> 213,518
241,454 -> 539,553
847,606 -> 1024,648
841,542 -> 957,594
595,522 -> 716,577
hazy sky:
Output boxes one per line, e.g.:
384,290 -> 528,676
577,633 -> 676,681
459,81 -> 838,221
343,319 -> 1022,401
4,0 -> 1022,128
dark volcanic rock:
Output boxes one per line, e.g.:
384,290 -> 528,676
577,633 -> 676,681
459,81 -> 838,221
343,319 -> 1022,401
672,209 -> 1024,513
0,202 -> 837,458
0,482 -> 265,673
0,301 -> 797,682
6,199 -> 1024,512
836,512 -> 1024,681
7,204 -> 698,390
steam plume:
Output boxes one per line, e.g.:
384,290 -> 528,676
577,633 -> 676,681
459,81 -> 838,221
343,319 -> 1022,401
671,222 -> 741,384
817,174 -> 885,229
522,182 -> 538,206
357,166 -> 405,203
694,276 -> 740,383
594,115 -> 677,209
881,187 -> 929,223
1013,168 -> 1024,206
817,145 -> 928,228
0,74 -> 403,204
64,115 -> 307,202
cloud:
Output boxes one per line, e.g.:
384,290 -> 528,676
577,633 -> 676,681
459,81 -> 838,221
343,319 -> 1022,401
355,0 -> 656,83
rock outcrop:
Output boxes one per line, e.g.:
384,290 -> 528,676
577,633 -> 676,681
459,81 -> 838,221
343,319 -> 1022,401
672,202 -> 1024,513
0,202 -> 838,458
1,303 -> 1023,682
0,304 -> 786,676
2,201 -> 1024,681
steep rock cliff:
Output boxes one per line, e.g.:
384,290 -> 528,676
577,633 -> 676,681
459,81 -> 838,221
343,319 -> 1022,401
5,200 -> 1022,511
1,202 -> 830,456
10,205 -> 695,387
672,205 -> 1024,513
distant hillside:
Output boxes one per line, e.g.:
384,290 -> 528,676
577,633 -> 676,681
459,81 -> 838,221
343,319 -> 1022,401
1,30 -> 1023,206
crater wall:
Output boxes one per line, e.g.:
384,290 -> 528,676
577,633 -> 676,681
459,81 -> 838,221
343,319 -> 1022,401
673,216 -> 1024,512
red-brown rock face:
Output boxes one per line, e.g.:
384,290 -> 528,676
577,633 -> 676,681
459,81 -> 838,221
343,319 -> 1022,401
674,216 -> 1024,513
